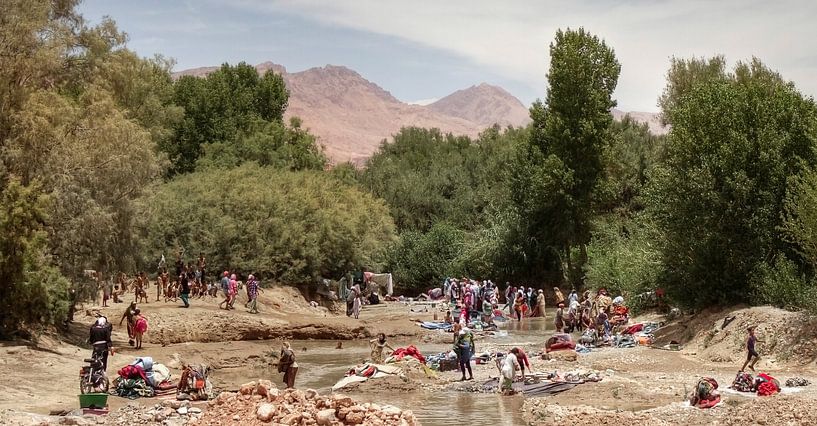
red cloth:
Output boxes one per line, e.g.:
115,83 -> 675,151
756,373 -> 780,396
623,324 -> 643,335
757,381 -> 779,396
696,395 -> 721,408
391,345 -> 426,364
545,334 -> 576,353
117,364 -> 148,382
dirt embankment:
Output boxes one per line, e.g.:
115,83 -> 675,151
653,305 -> 817,366
84,285 -> 427,345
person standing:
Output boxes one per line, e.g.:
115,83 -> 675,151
197,253 -> 206,285
219,271 -> 231,310
245,274 -> 261,314
89,316 -> 113,371
553,287 -> 565,305
133,308 -> 147,349
531,289 -> 546,317
555,303 -> 565,332
352,283 -> 362,319
454,328 -> 475,381
741,326 -> 764,372
278,342 -> 298,388
119,301 -> 138,346
369,333 -> 395,364
179,268 -> 191,308
513,290 -> 526,321
568,288 -> 578,306
227,274 -> 238,309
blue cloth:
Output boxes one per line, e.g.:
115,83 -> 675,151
420,321 -> 453,330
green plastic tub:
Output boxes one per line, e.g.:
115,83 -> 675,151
78,393 -> 108,409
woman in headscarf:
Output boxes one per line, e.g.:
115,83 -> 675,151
531,289 -> 546,317
513,290 -> 526,321
278,342 -> 298,388
352,283 -> 362,319
227,274 -> 238,310
119,301 -> 138,346
454,328 -> 475,381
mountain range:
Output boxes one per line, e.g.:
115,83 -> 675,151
174,62 -> 666,164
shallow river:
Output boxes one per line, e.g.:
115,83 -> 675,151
207,316 -> 558,426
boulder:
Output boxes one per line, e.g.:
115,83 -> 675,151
257,379 -> 274,397
330,394 -> 354,409
240,381 -> 258,395
315,409 -> 337,426
345,411 -> 365,424
257,403 -> 275,422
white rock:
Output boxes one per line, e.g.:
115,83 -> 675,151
256,403 -> 275,422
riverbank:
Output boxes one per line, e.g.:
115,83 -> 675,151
3,290 -> 817,425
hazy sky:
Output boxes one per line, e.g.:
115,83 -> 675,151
79,0 -> 817,112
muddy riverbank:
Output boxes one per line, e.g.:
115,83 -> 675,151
4,287 -> 817,425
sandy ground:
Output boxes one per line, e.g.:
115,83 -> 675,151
3,289 -> 817,425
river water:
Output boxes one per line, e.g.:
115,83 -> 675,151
206,315 -> 558,425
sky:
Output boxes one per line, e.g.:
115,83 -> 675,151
79,0 -> 817,112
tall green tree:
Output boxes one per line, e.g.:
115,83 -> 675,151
163,63 -> 290,175
1,0 -> 174,329
515,27 -> 621,285
649,58 -> 817,306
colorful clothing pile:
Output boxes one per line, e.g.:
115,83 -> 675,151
755,373 -> 780,396
389,345 -> 426,364
690,377 -> 720,408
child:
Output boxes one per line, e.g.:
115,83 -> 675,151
102,279 -> 111,308
133,308 -> 147,350
741,326 -> 764,372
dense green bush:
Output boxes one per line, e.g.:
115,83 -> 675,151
385,222 -> 466,292
648,59 -> 817,307
0,181 -> 70,337
585,215 -> 662,300
140,164 -> 395,282
750,256 -> 817,312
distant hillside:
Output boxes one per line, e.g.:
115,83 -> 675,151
427,83 -> 531,128
173,62 -> 665,164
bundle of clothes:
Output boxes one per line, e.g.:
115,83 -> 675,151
177,363 -> 215,401
730,372 -> 781,396
111,357 -> 174,399
332,363 -> 405,390
545,334 -> 576,353
689,377 -> 721,408
426,351 -> 459,372
385,345 -> 426,364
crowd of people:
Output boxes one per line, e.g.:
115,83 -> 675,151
91,251 -> 264,313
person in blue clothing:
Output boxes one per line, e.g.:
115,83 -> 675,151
218,271 -> 231,310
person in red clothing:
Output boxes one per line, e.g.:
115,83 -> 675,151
515,347 -> 531,379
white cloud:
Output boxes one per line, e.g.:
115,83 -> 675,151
230,0 -> 817,111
